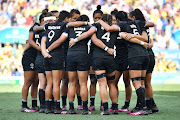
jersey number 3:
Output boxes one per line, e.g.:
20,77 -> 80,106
102,32 -> 110,42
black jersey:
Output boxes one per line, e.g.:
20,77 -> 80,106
116,19 -> 148,59
23,23 -> 39,58
115,32 -> 128,61
64,25 -> 91,56
35,31 -> 46,55
44,22 -> 68,56
93,23 -> 118,58
144,27 -> 154,56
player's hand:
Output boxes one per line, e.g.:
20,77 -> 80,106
69,38 -> 76,48
125,33 -> 135,41
107,48 -> 114,55
42,51 -> 52,58
143,42 -> 148,49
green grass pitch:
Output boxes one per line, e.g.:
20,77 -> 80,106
0,84 -> 180,120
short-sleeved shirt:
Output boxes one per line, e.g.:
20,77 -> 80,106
116,19 -> 148,59
92,23 -> 119,58
143,27 -> 154,56
63,25 -> 91,56
24,23 -> 40,59
43,22 -> 68,56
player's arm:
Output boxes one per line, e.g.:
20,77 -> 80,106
148,38 -> 153,49
33,25 -> 44,32
23,42 -> 31,52
91,33 -> 114,55
28,32 -> 41,51
47,33 -> 68,52
41,36 -> 52,58
130,32 -> 148,42
67,21 -> 90,27
98,20 -> 119,32
69,27 -> 97,47
120,32 -> 148,48
145,22 -> 154,27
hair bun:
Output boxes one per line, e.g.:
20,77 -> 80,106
97,5 -> 101,10
42,9 -> 49,15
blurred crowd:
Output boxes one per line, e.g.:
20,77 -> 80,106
0,0 -> 180,48
154,52 -> 178,72
0,0 -> 180,76
0,43 -> 24,76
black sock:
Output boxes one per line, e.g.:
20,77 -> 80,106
54,100 -> 60,110
39,89 -> 45,106
150,98 -> 156,105
90,96 -> 95,106
32,98 -> 37,107
83,101 -> 88,110
112,103 -> 118,110
51,95 -> 54,106
101,101 -> 102,106
61,96 -> 67,107
69,102 -> 74,110
22,99 -> 27,108
136,87 -> 145,109
46,99 -> 52,110
77,94 -> 82,105
102,102 -> 108,111
145,98 -> 151,108
125,100 -> 130,107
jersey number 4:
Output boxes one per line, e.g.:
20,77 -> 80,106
102,32 -> 110,42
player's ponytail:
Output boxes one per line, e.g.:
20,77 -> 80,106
39,9 -> 49,23
102,14 -> 112,25
93,5 -> 103,17
133,9 -> 146,21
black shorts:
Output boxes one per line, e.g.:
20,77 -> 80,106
92,57 -> 115,73
128,56 -> 149,70
66,54 -> 90,71
146,55 -> 155,74
22,54 -> 36,71
89,52 -> 93,66
44,55 -> 64,71
114,58 -> 128,72
35,55 -> 45,73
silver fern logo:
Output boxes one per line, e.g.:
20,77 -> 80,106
30,63 -> 34,69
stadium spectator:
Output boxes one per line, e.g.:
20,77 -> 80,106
0,0 -> 180,76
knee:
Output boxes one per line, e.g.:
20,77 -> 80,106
62,79 -> 68,86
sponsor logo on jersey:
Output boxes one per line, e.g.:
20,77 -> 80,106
35,34 -> 40,38
30,63 -> 34,69
74,27 -> 85,31
48,26 -> 61,30
130,24 -> 137,28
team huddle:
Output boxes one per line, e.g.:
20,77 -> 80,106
21,5 -> 159,115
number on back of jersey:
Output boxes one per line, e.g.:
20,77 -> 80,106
48,30 -> 55,42
133,29 -> 140,35
36,39 -> 40,46
117,32 -> 122,39
75,31 -> 83,37
102,32 -> 110,42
